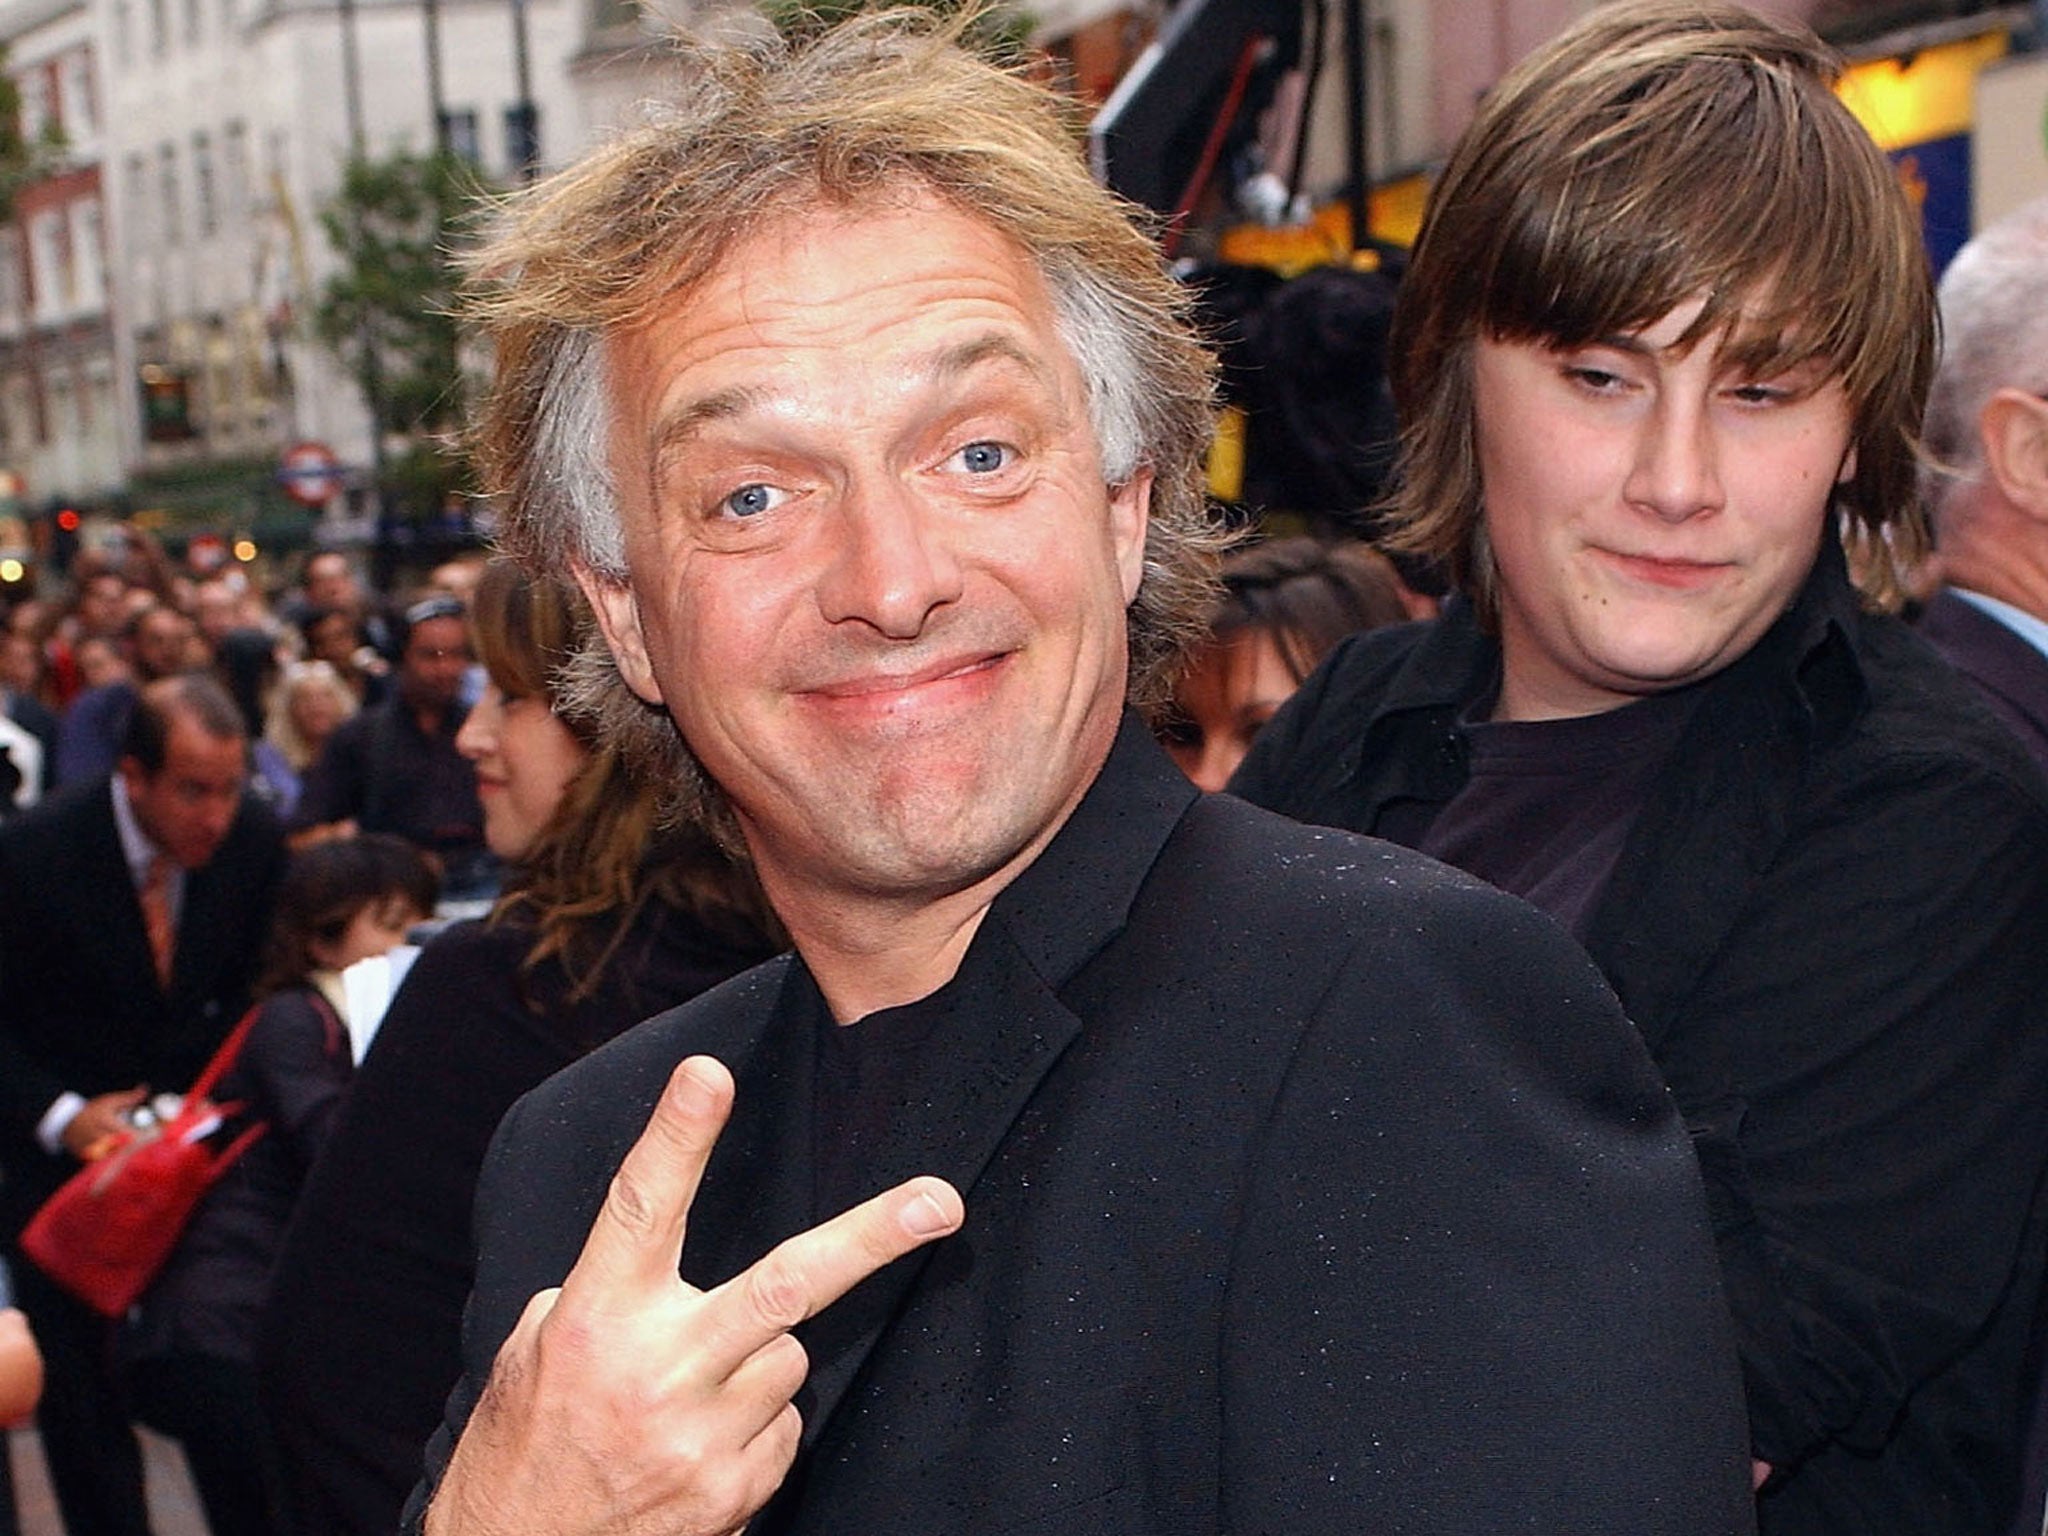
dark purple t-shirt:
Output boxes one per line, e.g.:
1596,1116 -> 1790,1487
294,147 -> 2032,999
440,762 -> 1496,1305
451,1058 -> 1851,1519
1417,686 -> 1702,939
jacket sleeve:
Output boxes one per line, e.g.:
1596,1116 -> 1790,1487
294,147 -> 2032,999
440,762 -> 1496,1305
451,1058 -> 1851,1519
1660,758 -> 2048,1471
1219,878 -> 1757,1535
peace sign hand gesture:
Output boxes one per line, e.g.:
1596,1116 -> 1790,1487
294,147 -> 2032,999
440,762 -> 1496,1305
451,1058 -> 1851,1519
424,1055 -> 965,1536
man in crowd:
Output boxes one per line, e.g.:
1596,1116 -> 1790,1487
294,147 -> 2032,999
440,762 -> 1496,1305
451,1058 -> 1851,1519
1232,7 -> 2048,1532
46,565 -> 134,708
406,15 -> 1755,1536
280,550 -> 363,629
290,593 -> 488,892
55,601 -> 200,785
0,674 -> 285,1536
1917,193 -> 2048,771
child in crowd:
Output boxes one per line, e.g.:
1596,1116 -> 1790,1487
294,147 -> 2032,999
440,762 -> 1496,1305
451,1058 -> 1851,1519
125,834 -> 439,1536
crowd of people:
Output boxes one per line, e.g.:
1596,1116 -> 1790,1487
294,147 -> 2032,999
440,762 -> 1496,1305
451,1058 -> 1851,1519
0,542 -> 785,1536
4,2 -> 2048,1535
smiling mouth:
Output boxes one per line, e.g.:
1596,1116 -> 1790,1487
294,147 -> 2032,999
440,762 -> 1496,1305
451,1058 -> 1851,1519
1600,551 -> 1732,589
803,652 -> 1009,701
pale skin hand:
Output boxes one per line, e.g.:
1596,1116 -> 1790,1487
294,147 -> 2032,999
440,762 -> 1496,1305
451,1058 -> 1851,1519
60,1087 -> 147,1157
424,1056 -> 965,1536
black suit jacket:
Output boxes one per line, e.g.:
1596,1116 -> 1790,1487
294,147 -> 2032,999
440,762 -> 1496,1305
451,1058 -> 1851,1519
411,720 -> 1755,1535
0,775 -> 287,1238
1917,588 -> 2048,774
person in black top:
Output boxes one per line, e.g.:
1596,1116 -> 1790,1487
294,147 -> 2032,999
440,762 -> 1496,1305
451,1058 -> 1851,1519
290,594 -> 490,894
402,15 -> 1754,1536
1230,6 -> 2048,1533
259,562 -> 782,1536
1916,194 -> 2048,775
127,834 -> 439,1536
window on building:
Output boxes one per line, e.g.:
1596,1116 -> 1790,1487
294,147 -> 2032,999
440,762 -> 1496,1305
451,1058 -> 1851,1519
90,367 -> 114,439
149,0 -> 167,57
10,380 -> 42,450
193,134 -> 216,239
441,109 -> 480,167
265,128 -> 289,211
125,152 -> 151,249
70,201 -> 105,312
29,210 -> 70,324
113,0 -> 133,69
0,231 -> 23,332
159,143 -> 182,246
503,103 -> 539,178
223,122 -> 249,222
60,52 -> 97,143
185,0 -> 202,46
19,70 -> 51,146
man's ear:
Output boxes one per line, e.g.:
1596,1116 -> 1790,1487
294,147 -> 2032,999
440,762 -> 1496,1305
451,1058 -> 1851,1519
1109,470 -> 1154,606
572,563 -> 664,706
1980,389 -> 2048,521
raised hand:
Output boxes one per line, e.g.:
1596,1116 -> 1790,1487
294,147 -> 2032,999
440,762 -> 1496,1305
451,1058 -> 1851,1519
424,1054 -> 964,1536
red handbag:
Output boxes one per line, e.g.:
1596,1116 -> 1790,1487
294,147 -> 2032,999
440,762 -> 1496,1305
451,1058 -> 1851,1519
20,1005 -> 270,1317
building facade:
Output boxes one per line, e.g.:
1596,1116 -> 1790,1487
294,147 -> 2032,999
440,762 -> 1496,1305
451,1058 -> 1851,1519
1,0 -> 644,533
0,0 -> 123,516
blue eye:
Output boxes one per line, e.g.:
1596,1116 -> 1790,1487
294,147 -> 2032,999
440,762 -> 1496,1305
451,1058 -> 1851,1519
721,484 -> 780,518
956,441 -> 1011,474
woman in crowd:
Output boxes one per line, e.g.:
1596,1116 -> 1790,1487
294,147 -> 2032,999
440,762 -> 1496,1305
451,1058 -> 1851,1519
252,659 -> 360,818
1161,536 -> 1412,791
259,559 -> 784,1536
126,834 -> 440,1536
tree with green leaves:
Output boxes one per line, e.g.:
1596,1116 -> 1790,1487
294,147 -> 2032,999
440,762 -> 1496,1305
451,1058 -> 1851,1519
316,149 -> 489,517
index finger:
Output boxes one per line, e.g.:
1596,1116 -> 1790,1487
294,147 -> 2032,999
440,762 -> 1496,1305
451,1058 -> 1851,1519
558,1056 -> 736,1309
695,1175 -> 966,1375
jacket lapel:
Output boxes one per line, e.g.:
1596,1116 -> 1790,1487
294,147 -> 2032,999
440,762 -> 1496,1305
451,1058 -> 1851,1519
677,956 -> 819,1294
789,922 -> 1083,1449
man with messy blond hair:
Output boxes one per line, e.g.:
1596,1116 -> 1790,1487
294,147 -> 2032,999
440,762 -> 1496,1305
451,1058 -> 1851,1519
407,12 -> 1754,1536
1236,5 -> 2048,1532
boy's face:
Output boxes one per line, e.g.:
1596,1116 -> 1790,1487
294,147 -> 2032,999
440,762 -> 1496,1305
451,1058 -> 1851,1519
1473,296 -> 1858,722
